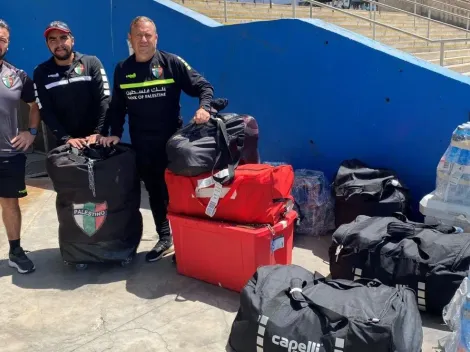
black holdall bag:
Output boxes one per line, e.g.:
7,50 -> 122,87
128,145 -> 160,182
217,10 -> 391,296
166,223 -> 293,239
166,98 -> 259,184
329,212 -> 470,316
229,264 -> 423,352
333,159 -> 410,228
46,143 -> 143,264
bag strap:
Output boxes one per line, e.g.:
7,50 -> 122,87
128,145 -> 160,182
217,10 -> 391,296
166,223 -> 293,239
392,212 -> 457,233
211,117 -> 236,185
260,277 -> 348,338
313,277 -> 384,290
289,278 -> 348,323
190,175 -> 245,217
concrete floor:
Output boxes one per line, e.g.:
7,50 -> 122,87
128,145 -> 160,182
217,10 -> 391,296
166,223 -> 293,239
0,178 -> 452,352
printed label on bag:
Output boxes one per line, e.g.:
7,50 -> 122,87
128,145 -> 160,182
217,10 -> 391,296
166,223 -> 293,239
271,236 -> 285,252
257,314 -> 327,352
205,181 -> 223,217
197,169 -> 229,190
449,165 -> 464,186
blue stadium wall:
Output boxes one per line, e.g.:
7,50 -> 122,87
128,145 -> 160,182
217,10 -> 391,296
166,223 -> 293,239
5,0 -> 470,214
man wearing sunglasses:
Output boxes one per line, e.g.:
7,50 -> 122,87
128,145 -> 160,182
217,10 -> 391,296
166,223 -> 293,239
33,21 -> 110,149
0,19 -> 41,274
100,16 -> 214,263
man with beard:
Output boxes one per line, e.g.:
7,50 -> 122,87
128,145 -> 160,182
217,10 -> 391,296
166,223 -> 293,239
33,21 -> 110,148
100,16 -> 213,263
0,19 -> 41,273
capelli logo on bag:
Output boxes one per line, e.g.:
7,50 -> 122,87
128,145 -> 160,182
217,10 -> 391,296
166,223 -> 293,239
256,314 -> 345,352
272,335 -> 321,352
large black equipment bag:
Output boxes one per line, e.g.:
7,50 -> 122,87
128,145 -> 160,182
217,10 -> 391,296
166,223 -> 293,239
46,144 -> 143,264
166,98 -> 260,184
329,212 -> 470,316
229,264 -> 423,352
333,159 -> 410,228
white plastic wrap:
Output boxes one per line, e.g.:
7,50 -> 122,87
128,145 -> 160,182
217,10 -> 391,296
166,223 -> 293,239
435,123 -> 470,206
291,169 -> 335,236
440,276 -> 470,351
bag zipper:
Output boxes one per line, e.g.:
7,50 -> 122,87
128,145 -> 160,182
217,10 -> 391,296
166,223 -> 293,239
365,288 -> 400,325
334,224 -> 355,262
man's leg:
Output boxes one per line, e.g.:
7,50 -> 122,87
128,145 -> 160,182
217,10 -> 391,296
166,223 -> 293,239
136,155 -> 174,262
0,154 -> 35,274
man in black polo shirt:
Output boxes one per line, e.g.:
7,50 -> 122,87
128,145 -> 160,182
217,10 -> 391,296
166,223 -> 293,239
0,19 -> 41,274
33,21 -> 111,148
101,16 -> 214,263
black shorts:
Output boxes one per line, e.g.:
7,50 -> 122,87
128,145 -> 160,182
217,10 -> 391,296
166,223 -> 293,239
0,154 -> 27,198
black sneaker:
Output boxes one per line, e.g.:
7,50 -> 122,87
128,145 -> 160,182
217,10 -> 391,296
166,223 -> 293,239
8,247 -> 35,274
145,237 -> 175,262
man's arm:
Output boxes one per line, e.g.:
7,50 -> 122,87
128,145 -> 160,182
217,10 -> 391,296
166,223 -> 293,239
11,71 -> 40,151
88,56 -> 111,136
106,64 -> 127,139
19,70 -> 40,130
173,55 -> 214,109
33,66 -> 71,144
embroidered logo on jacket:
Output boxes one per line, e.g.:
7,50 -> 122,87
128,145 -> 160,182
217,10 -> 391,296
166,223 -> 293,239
151,65 -> 163,79
74,63 -> 85,75
2,74 -> 14,88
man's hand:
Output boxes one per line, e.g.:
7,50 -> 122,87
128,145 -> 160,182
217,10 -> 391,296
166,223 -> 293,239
67,138 -> 87,149
193,107 -> 210,124
100,136 -> 120,147
86,134 -> 102,145
11,131 -> 36,152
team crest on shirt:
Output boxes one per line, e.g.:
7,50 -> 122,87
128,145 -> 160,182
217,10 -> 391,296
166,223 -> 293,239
1,74 -> 14,88
151,65 -> 163,79
74,63 -> 85,75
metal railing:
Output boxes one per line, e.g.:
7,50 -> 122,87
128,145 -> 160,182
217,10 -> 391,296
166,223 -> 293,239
210,0 -> 470,35
302,0 -> 470,65
181,0 -> 470,67
388,0 -> 470,30
187,0 -> 470,66
382,0 -> 470,19
357,0 -> 470,39
418,0 -> 470,14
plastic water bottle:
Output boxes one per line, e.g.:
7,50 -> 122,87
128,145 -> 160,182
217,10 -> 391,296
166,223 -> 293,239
459,287 -> 470,351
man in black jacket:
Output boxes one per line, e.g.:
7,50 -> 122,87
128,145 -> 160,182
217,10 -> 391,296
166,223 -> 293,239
33,21 -> 110,148
100,16 -> 214,263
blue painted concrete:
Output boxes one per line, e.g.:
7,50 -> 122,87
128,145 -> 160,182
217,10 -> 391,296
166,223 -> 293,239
4,0 -> 470,214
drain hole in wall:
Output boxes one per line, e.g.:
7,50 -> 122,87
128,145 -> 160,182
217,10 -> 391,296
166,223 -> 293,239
385,97 -> 391,103
325,41 -> 329,45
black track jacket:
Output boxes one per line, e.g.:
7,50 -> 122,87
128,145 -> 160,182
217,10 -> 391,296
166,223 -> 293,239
33,51 -> 111,144
106,50 -> 214,145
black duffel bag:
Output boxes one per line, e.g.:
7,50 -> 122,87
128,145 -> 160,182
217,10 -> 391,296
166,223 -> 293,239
229,264 -> 423,352
166,98 -> 259,184
333,159 -> 410,227
46,143 -> 143,264
329,212 -> 469,316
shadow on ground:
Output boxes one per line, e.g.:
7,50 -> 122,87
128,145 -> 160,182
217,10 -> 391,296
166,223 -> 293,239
0,247 -> 240,314
294,233 -> 332,264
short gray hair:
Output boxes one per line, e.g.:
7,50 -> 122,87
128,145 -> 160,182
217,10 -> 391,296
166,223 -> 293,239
129,16 -> 157,34
0,19 -> 11,35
